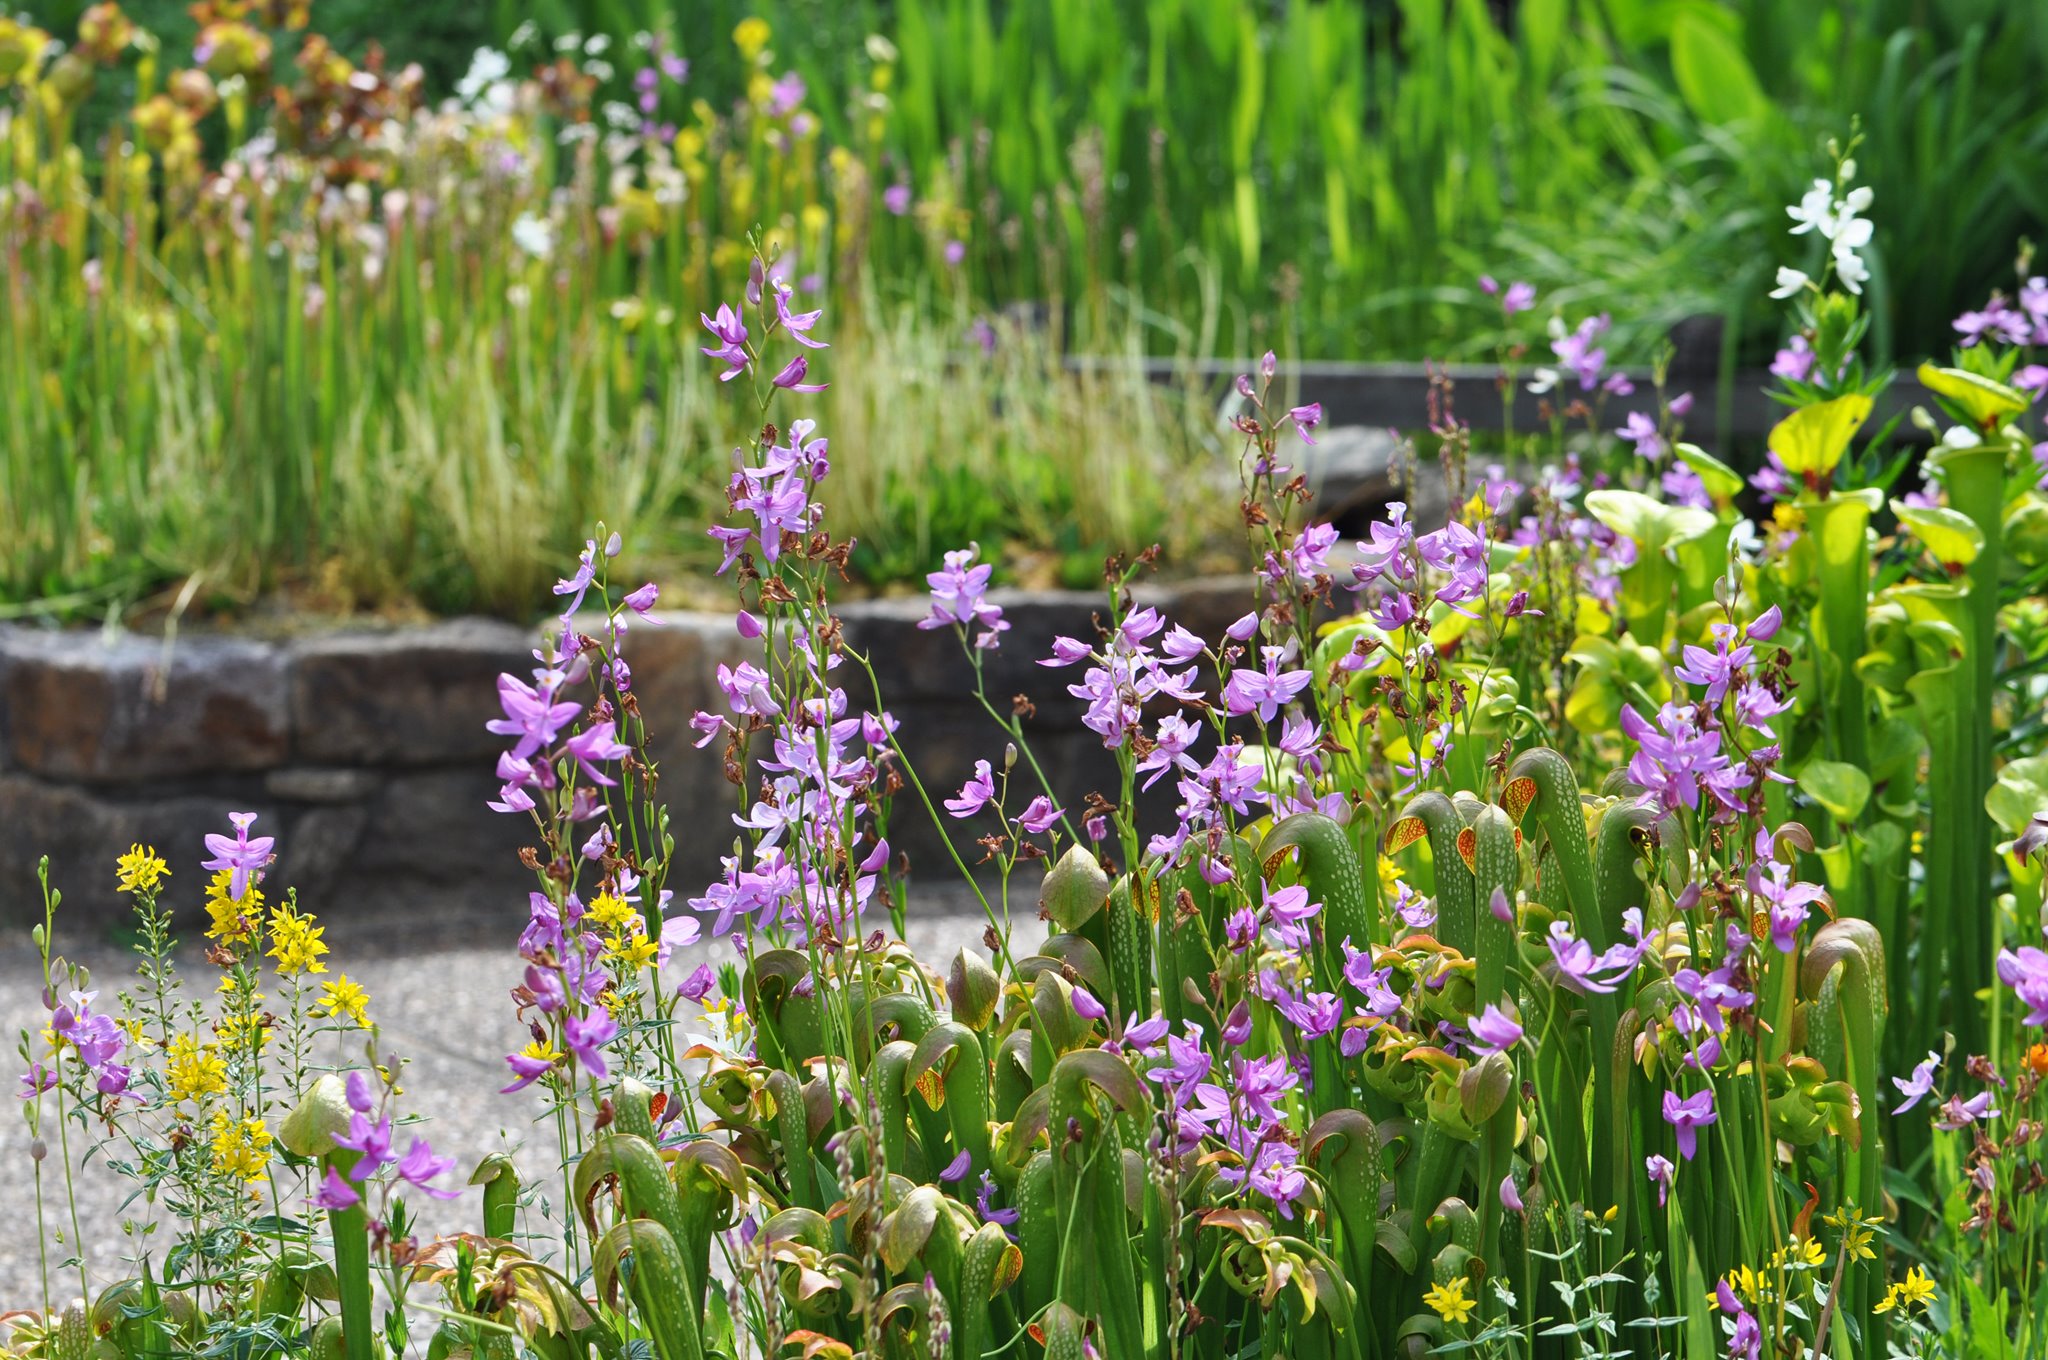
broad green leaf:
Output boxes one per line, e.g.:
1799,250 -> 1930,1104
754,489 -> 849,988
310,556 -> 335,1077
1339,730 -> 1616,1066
2006,494 -> 2048,568
1768,395 -> 1872,482
1986,755 -> 2048,838
1890,500 -> 1984,567
1584,489 -> 1716,553
1674,442 -> 1745,501
1563,635 -> 1667,735
1917,362 -> 2027,429
1668,5 -> 1768,126
1798,759 -> 1871,824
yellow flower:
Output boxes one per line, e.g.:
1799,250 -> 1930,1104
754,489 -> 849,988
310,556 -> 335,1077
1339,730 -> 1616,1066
1895,1266 -> 1936,1310
1873,1284 -> 1901,1315
1821,1204 -> 1883,1263
585,891 -> 637,934
115,845 -> 169,895
204,870 -> 263,944
1423,1277 -> 1476,1325
1774,1236 -> 1825,1270
266,902 -> 328,977
207,1110 -> 272,1182
317,976 -> 371,1028
606,926 -> 660,972
166,1035 -> 227,1105
1723,1264 -> 1775,1306
732,16 -> 771,61
218,1010 -> 273,1052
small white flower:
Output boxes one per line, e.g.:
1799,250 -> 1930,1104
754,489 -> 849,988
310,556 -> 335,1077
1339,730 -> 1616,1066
1834,250 -> 1869,296
1526,367 -> 1560,395
1832,213 -> 1873,254
1941,424 -> 1983,450
583,33 -> 611,55
1770,267 -> 1810,299
455,48 -> 511,104
1787,179 -> 1835,235
510,212 -> 554,260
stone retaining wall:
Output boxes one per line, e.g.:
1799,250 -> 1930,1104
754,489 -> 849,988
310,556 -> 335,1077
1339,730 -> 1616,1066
0,578 -> 1255,930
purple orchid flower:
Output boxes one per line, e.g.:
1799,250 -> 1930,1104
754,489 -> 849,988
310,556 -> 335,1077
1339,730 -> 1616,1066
313,1167 -> 361,1211
1935,1091 -> 1998,1131
699,303 -> 749,380
1645,1153 -> 1675,1207
564,1012 -> 619,1078
1223,647 -> 1312,723
1717,1280 -> 1762,1360
202,812 -> 275,902
1012,796 -> 1062,835
333,1113 -> 396,1181
1661,1087 -> 1718,1161
396,1137 -> 463,1199
944,761 -> 996,818
1996,945 -> 2048,1025
1891,1050 -> 1941,1114
1546,921 -> 1638,995
1467,1004 -> 1523,1056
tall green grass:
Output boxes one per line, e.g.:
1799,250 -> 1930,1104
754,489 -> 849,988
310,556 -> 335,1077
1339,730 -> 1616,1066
0,22 -> 1227,617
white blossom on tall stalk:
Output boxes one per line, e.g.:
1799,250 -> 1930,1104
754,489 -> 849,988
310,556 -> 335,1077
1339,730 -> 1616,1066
1779,168 -> 1874,296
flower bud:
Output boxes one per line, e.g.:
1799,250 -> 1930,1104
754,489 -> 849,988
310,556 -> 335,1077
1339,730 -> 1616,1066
1458,1052 -> 1515,1124
947,947 -> 1000,1029
29,1138 -> 47,1163
279,1073 -> 354,1158
1040,844 -> 1108,931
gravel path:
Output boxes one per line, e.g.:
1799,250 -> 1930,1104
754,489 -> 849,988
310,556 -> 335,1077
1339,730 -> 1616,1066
0,887 -> 1044,1311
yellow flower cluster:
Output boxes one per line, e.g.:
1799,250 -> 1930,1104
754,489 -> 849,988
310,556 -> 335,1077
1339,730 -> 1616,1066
217,1008 -> 272,1053
204,870 -> 263,944
589,891 -> 659,971
1822,1205 -> 1883,1263
166,1034 -> 227,1104
115,844 -> 169,895
267,902 -> 328,977
1872,1266 -> 1936,1315
207,1111 -> 273,1182
585,891 -> 636,933
1721,1263 -> 1778,1307
316,975 -> 371,1027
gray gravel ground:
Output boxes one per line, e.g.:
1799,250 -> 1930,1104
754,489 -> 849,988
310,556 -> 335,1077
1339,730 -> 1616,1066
0,887 -> 1043,1311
